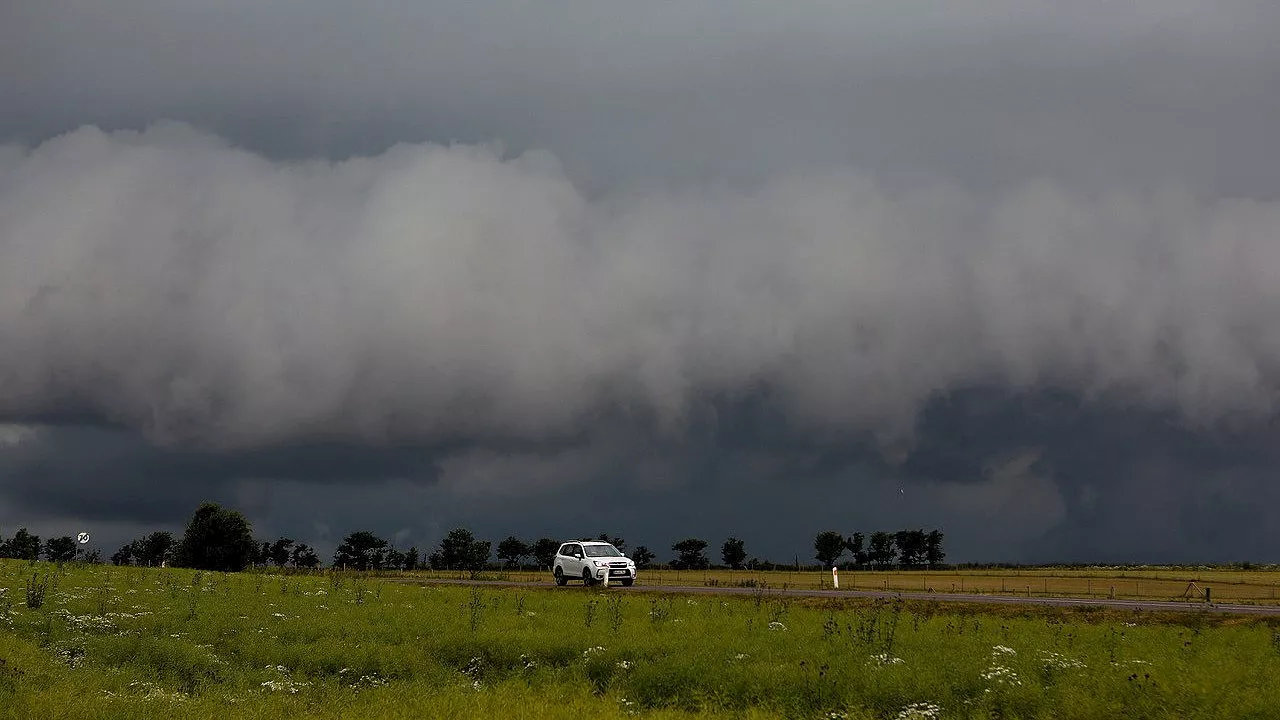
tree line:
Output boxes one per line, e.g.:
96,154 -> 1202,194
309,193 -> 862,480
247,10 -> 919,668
813,529 -> 946,570
1,505 -> 945,573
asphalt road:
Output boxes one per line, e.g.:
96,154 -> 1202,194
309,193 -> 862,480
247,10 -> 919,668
398,577 -> 1280,616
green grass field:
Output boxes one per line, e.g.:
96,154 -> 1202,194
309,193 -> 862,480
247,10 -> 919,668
3,559 -> 1280,719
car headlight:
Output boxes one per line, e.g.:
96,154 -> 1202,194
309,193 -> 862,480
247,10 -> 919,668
594,560 -> 607,567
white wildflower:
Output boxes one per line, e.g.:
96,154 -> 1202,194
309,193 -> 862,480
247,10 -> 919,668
868,653 -> 905,667
127,681 -> 189,702
896,702 -> 942,720
1039,651 -> 1086,671
260,678 -> 310,694
348,673 -> 388,690
462,657 -> 484,679
980,664 -> 1022,687
767,621 -> 787,631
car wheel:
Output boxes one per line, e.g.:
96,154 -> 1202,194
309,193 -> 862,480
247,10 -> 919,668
554,567 -> 567,586
621,578 -> 634,587
582,568 -> 595,586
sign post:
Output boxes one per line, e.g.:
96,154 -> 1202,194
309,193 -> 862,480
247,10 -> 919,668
832,566 -> 839,589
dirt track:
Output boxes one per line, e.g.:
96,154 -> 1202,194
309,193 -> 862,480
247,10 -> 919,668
396,577 -> 1280,616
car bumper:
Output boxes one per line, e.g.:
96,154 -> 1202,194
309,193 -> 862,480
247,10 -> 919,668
596,568 -> 635,579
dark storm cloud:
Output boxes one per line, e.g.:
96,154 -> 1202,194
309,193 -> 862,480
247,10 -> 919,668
4,2 -> 1280,194
3,2 -> 1280,562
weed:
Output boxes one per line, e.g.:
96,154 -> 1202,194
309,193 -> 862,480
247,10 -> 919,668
607,594 -> 624,633
649,596 -> 672,626
94,584 -> 111,615
0,658 -> 23,693
467,587 -> 484,632
768,598 -> 790,625
24,571 -> 53,609
823,613 -> 840,639
882,599 -> 904,656
583,596 -> 599,628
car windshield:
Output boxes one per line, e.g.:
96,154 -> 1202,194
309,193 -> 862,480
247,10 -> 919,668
583,544 -> 623,557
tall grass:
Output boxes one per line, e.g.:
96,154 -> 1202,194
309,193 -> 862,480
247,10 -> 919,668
1,559 -> 1279,719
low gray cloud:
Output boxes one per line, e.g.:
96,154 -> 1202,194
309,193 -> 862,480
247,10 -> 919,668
3,124 -> 1280,453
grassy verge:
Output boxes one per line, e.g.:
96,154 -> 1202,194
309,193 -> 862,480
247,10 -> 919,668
3,560 -> 1280,719
412,567 -> 1280,604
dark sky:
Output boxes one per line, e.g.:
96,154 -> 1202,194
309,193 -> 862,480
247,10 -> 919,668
3,2 -> 1280,564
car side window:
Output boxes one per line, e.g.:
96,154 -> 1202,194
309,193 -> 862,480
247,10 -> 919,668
558,544 -> 570,557
570,544 -> 582,557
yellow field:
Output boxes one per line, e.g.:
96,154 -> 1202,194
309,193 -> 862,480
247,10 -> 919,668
409,567 -> 1280,604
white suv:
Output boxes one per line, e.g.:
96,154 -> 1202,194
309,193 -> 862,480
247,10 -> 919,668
553,541 -> 636,586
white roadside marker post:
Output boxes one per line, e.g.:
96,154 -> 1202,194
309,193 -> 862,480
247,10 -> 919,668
832,566 -> 839,590
602,567 -> 609,587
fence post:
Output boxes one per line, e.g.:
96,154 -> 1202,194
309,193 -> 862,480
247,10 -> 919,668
1205,587 -> 1211,604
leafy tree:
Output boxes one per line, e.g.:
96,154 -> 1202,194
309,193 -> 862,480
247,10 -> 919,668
137,531 -> 177,567
404,546 -> 420,570
270,538 -> 295,568
110,544 -> 134,566
332,531 -> 389,571
497,536 -> 529,568
435,528 -> 492,573
721,537 -> 747,569
631,545 -> 656,569
845,532 -> 868,568
83,549 -> 102,564
813,531 -> 845,568
531,538 -> 559,569
386,547 -> 407,571
895,529 -> 927,568
925,530 -> 946,568
44,536 -> 78,564
291,543 -> 320,569
257,542 -> 272,567
0,528 -> 41,561
176,503 -> 255,572
868,531 -> 896,569
671,538 -> 709,570
596,533 -> 626,551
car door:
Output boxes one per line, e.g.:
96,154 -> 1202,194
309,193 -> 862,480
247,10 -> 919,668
565,543 -> 584,575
